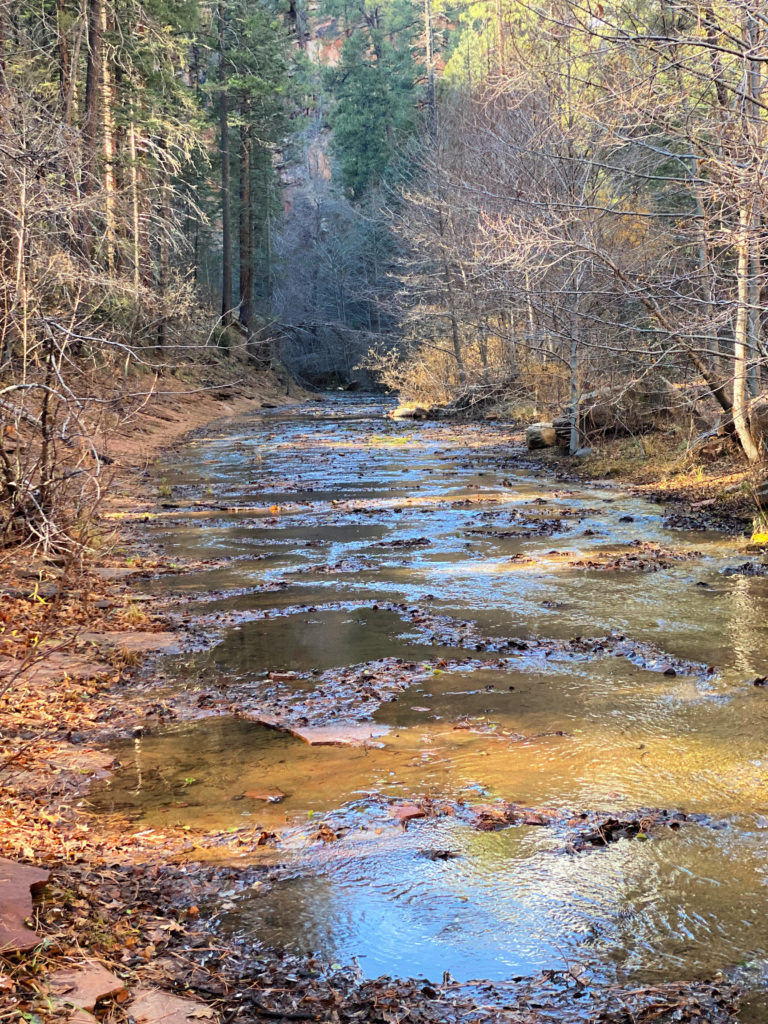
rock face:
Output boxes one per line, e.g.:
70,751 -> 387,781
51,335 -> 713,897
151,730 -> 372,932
525,422 -> 557,450
757,478 -> 768,510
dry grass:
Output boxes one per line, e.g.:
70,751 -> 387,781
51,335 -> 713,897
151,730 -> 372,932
538,427 -> 765,534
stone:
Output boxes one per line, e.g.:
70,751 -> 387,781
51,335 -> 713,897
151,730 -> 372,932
80,631 -> 181,654
392,804 -> 426,824
242,713 -> 389,747
525,422 -> 557,450
128,987 -> 217,1023
288,723 -> 389,746
0,653 -> 105,686
0,858 -> 50,954
243,788 -> 285,803
47,748 -> 116,775
48,960 -> 127,1011
92,566 -> 142,580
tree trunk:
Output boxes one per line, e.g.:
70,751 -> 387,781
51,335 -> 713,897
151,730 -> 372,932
264,160 -> 272,307
99,0 -> 116,274
734,204 -> 761,462
128,114 -> 141,290
218,1 -> 232,327
437,206 -> 464,385
288,0 -> 306,49
58,0 -> 70,113
63,1 -> 85,125
239,121 -> 254,356
568,333 -> 579,455
82,0 -> 102,197
424,0 -> 436,136
156,169 -> 171,358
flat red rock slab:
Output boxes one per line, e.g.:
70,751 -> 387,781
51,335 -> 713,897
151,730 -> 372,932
82,630 -> 181,654
242,714 -> 389,747
129,986 -> 217,1023
392,804 -> 427,823
289,724 -> 389,746
0,858 -> 50,954
47,748 -> 116,775
243,788 -> 285,803
0,653 -> 105,686
92,566 -> 143,580
48,960 -> 127,1010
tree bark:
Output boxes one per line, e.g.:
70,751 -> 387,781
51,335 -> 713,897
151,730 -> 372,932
218,1 -> 232,327
734,204 -> 761,462
128,114 -> 141,290
82,0 -> 102,197
239,121 -> 254,355
99,0 -> 116,274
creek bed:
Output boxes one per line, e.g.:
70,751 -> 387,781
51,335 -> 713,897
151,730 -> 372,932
90,396 -> 768,1007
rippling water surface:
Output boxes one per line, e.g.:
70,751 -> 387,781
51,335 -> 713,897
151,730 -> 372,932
91,396 -> 768,992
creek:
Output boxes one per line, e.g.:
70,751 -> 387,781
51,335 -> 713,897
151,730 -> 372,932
91,397 -> 768,1007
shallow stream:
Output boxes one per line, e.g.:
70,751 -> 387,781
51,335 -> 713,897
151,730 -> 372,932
92,397 -> 768,1004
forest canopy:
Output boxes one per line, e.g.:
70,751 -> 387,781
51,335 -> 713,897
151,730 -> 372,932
2,0 -> 768,550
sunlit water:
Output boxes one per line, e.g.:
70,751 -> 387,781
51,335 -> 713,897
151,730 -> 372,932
91,396 -> 768,992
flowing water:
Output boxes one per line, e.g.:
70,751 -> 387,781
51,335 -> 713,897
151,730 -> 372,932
92,396 -> 768,1003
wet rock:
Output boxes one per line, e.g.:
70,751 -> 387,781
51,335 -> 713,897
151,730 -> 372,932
392,804 -> 427,825
291,723 -> 389,746
722,561 -> 768,577
246,714 -> 390,747
570,541 -> 702,573
243,788 -> 285,803
525,422 -> 557,450
312,823 -> 340,843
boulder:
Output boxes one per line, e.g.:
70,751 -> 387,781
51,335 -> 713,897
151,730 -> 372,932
525,422 -> 557,450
